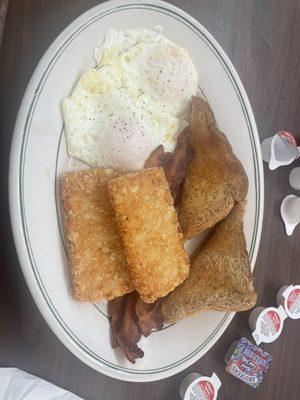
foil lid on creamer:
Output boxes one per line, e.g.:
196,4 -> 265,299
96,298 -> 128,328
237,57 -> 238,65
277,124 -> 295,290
277,285 -> 300,319
180,372 -> 221,400
249,306 -> 288,345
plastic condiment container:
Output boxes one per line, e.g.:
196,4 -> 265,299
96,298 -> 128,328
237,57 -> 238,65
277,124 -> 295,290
249,305 -> 287,345
280,194 -> 300,236
277,285 -> 300,319
225,337 -> 273,388
179,372 -> 221,400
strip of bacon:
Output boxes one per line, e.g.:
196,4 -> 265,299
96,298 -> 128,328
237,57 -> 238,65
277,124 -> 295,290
107,129 -> 193,363
144,129 -> 194,206
124,344 -> 144,364
164,128 -> 194,206
117,292 -> 142,348
108,294 -> 128,348
136,297 -> 163,337
108,292 -> 163,363
144,145 -> 172,168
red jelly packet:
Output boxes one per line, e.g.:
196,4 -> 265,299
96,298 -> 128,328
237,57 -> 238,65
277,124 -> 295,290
225,337 -> 273,389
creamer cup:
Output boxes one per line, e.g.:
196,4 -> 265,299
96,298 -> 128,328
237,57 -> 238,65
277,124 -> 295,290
249,305 -> 287,345
289,167 -> 300,190
179,372 -> 221,400
280,195 -> 300,236
261,131 -> 300,170
277,285 -> 300,319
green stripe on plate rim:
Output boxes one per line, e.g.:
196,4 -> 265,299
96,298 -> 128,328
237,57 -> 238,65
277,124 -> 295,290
18,2 -> 261,374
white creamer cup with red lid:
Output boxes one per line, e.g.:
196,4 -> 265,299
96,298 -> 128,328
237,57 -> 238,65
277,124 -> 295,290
179,372 -> 221,400
277,285 -> 300,319
261,131 -> 300,170
249,305 -> 288,345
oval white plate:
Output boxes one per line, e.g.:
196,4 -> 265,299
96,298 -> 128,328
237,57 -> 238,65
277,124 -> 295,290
9,0 -> 264,382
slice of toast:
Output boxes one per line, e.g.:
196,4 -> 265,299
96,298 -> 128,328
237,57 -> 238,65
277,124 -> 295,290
178,97 -> 248,238
161,202 -> 256,323
60,168 -> 133,301
108,167 -> 190,303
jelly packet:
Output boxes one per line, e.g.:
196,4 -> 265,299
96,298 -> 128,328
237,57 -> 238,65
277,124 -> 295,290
225,337 -> 273,388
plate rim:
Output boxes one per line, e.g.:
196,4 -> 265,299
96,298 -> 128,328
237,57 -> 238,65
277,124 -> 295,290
8,0 -> 264,382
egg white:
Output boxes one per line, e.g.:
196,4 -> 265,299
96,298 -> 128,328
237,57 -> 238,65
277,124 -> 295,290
63,28 -> 199,170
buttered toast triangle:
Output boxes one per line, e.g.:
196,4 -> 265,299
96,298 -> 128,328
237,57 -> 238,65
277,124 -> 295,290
178,97 -> 248,239
161,202 -> 257,323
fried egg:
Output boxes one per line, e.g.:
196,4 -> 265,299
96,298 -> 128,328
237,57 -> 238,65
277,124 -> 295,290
63,28 -> 199,170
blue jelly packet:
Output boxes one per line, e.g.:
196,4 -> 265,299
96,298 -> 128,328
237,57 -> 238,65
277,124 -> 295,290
225,337 -> 273,389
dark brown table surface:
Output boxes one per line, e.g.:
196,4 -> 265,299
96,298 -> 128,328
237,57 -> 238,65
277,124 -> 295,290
1,1 -> 300,399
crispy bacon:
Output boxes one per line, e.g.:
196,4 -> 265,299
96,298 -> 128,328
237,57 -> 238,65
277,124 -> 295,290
107,129 -> 192,363
108,294 -> 128,348
144,145 -> 172,168
117,292 -> 142,347
136,297 -> 163,337
124,344 -> 144,364
108,292 -> 163,363
144,129 -> 194,206
164,128 -> 194,206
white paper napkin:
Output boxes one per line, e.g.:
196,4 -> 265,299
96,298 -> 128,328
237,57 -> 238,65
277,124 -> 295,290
0,368 -> 83,400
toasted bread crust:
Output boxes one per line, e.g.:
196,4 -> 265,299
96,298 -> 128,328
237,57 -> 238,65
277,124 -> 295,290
179,97 -> 248,238
161,202 -> 256,323
108,168 -> 190,303
60,168 -> 133,301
